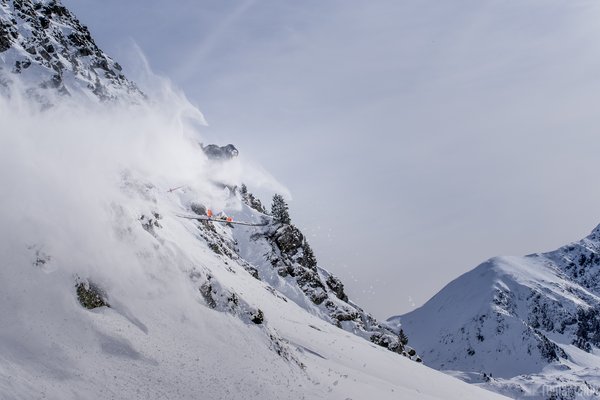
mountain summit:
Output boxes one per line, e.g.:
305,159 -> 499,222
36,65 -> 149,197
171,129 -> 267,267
0,0 -> 143,103
391,225 -> 600,399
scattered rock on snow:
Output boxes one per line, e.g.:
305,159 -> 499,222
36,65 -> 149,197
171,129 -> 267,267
76,279 -> 109,309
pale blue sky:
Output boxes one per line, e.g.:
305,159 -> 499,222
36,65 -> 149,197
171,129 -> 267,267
64,0 -> 600,318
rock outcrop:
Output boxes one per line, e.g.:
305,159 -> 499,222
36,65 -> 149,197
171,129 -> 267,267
0,0 -> 143,104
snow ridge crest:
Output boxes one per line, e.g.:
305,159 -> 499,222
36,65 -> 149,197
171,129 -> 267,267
396,225 -> 600,399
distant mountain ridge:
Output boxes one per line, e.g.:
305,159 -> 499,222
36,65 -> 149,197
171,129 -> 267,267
390,224 -> 600,399
0,0 -> 143,104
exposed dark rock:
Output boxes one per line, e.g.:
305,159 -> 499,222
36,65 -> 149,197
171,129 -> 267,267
240,185 -> 266,214
296,270 -> 327,304
0,20 -> 14,52
76,280 -> 109,309
273,225 -> 303,255
251,309 -> 264,324
199,281 -> 216,309
245,265 -> 259,279
0,0 -> 144,102
536,330 -> 566,362
370,332 -> 405,354
331,308 -> 359,325
573,306 -> 600,352
208,242 -> 222,255
260,218 -> 416,359
326,275 -> 348,302
190,202 -> 206,216
38,15 -> 49,29
201,144 -> 238,161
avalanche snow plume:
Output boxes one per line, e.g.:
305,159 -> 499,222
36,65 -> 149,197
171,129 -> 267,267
0,83 -> 506,400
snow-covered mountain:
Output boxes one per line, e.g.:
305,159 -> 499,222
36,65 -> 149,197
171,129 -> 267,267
2,171 -> 509,400
390,226 -> 600,399
0,1 -> 508,399
0,0 -> 143,104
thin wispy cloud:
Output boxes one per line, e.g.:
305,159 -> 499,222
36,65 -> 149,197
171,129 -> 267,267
173,0 -> 256,83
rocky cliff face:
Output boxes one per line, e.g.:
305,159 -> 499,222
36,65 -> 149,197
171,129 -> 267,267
186,183 -> 419,361
0,0 -> 143,104
257,207 -> 417,359
390,225 -> 600,399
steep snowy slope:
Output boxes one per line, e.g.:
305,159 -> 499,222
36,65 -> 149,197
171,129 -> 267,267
0,1 -> 510,399
1,0 -> 414,361
0,99 -> 509,400
390,226 -> 600,399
